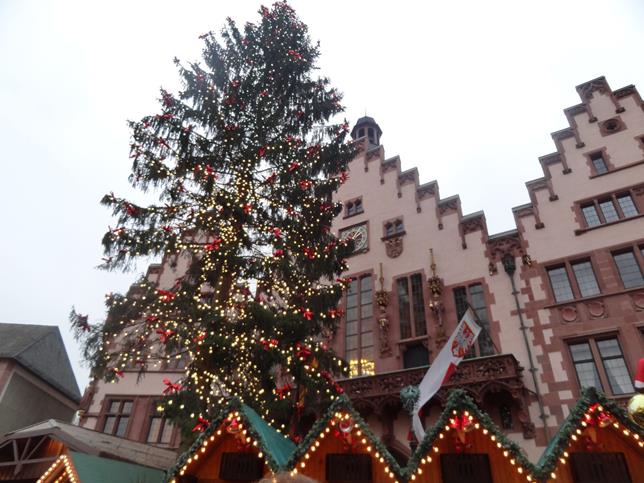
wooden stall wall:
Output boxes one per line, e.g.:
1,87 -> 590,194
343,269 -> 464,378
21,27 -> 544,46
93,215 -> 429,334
176,426 -> 271,483
410,424 -> 533,483
546,424 -> 643,483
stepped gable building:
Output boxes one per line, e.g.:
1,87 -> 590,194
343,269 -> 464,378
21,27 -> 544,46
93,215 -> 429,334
78,76 -> 644,464
331,76 -> 644,461
0,323 -> 81,436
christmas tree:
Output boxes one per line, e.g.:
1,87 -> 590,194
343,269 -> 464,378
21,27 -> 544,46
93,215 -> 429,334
72,1 -> 357,438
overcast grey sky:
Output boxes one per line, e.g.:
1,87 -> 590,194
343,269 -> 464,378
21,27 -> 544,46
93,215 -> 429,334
1,0 -> 643,392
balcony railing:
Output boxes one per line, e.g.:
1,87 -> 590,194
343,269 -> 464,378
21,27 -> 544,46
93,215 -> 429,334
338,353 -> 525,404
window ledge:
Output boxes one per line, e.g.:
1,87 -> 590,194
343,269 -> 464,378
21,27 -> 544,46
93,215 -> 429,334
343,210 -> 364,220
575,212 -> 644,235
544,285 -> 644,309
589,158 -> 644,179
397,335 -> 429,345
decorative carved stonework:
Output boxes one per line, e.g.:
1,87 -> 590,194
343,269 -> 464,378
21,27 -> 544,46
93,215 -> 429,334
375,290 -> 392,357
488,262 -> 498,276
461,216 -> 484,235
560,305 -> 578,323
438,198 -> 458,215
427,276 -> 442,298
576,77 -> 609,99
586,300 -> 606,319
522,254 -> 533,267
416,182 -> 436,200
631,292 -> 644,311
514,205 -> 534,218
384,236 -> 403,258
398,169 -> 416,185
338,354 -> 534,438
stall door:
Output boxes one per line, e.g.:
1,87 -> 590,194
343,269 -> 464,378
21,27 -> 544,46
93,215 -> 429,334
570,452 -> 631,483
440,453 -> 493,483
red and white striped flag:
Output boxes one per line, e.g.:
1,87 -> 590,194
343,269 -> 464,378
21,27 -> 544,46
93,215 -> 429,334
412,307 -> 481,441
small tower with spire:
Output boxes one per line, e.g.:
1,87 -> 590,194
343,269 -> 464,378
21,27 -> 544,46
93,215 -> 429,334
351,116 -> 382,146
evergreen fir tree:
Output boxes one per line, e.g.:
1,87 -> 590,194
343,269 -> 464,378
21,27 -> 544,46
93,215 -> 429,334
72,1 -> 357,437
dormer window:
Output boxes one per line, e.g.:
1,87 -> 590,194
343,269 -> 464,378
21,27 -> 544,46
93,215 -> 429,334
345,197 -> 363,217
384,219 -> 404,237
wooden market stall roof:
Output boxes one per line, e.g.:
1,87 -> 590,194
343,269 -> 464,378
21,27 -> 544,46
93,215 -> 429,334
406,389 -> 537,483
286,394 -> 404,482
38,451 -> 164,483
535,387 -> 644,483
165,398 -> 296,482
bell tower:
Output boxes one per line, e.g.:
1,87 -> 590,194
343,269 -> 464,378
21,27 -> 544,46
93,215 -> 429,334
350,116 -> 382,146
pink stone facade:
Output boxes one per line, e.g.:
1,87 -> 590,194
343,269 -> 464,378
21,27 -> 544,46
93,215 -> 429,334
80,76 -> 644,463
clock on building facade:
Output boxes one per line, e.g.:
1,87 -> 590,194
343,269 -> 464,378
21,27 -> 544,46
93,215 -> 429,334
339,223 -> 368,253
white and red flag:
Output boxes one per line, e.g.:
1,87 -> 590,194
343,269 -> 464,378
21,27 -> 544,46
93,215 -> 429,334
412,307 -> 481,441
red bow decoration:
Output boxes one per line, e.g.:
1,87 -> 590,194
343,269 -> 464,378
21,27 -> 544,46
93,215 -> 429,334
265,172 -> 277,184
112,368 -> 124,378
339,171 -> 349,184
306,145 -> 320,158
299,179 -> 312,190
157,290 -> 176,302
123,202 -> 138,216
110,226 -> 125,235
273,249 -> 284,257
303,247 -> 316,260
205,238 -> 221,251
272,227 -> 282,238
288,49 -> 303,60
327,308 -> 343,319
162,225 -> 174,233
449,414 -> 474,432
320,202 -> 332,212
585,404 -> 613,428
155,113 -> 173,120
243,203 -> 252,214
192,416 -> 209,433
161,90 -> 174,107
163,378 -> 182,395
156,328 -> 176,344
276,383 -> 292,399
261,338 -> 278,350
288,161 -> 300,172
146,315 -> 159,324
230,79 -> 241,88
259,90 -> 269,97
296,342 -> 312,359
258,146 -> 267,157
193,333 -> 206,343
301,308 -> 314,321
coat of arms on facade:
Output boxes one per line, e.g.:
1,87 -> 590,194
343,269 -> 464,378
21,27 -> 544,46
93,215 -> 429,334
384,236 -> 403,258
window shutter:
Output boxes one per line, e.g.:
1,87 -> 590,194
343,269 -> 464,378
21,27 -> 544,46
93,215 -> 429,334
570,452 -> 631,483
440,453 -> 493,483
219,452 -> 264,481
326,453 -> 372,482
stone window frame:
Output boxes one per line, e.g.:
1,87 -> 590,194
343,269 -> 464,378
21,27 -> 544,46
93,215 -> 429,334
145,401 -> 178,447
574,184 -> 644,232
564,333 -> 635,397
344,196 -> 364,218
382,217 -> 405,239
395,272 -> 428,342
611,247 -> 644,290
342,271 -> 375,378
584,148 -> 615,176
99,397 -> 134,438
544,257 -> 603,302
